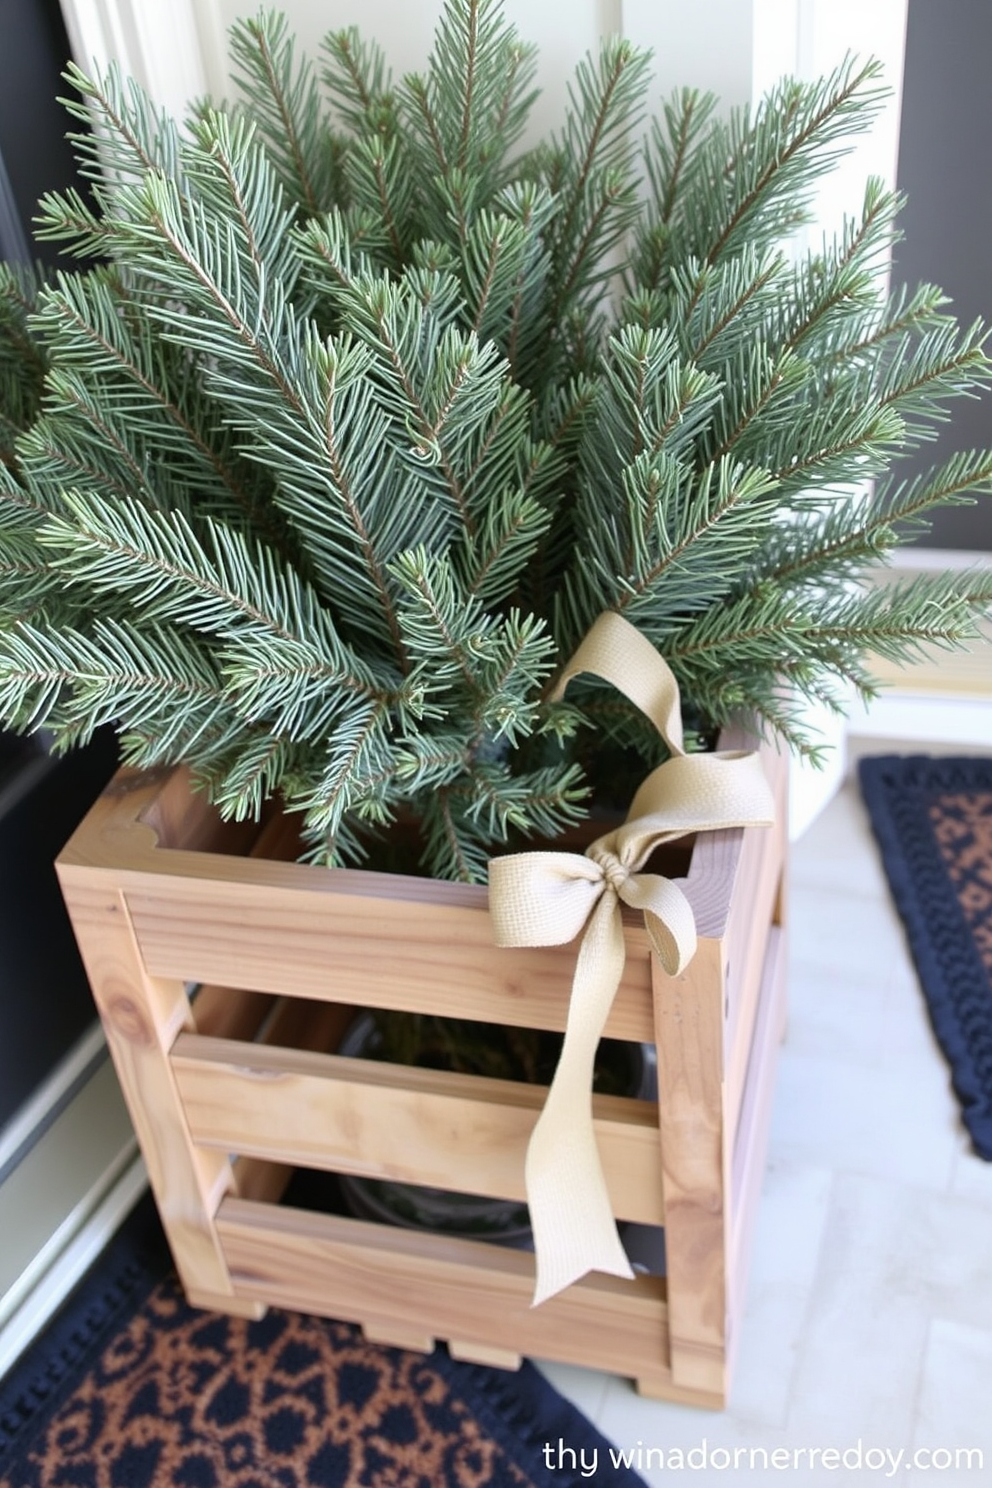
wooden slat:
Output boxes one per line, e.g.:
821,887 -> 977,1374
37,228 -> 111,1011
362,1322 -> 434,1353
723,743 -> 789,1120
231,1155 -> 293,1206
448,1341 -> 522,1370
191,984 -> 274,1042
172,1035 -> 665,1226
259,996 -> 354,1055
216,1198 -> 682,1389
117,876 -> 658,1041
54,874 -> 251,1311
729,924 -> 788,1381
652,937 -> 728,1398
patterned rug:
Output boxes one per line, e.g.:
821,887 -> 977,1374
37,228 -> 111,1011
859,754 -> 992,1158
0,1198 -> 645,1488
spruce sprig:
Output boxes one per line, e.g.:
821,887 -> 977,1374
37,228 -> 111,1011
0,0 -> 988,881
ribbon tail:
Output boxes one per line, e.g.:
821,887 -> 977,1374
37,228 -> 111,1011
525,891 -> 635,1305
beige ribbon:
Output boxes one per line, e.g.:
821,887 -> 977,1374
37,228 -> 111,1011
487,611 -> 775,1305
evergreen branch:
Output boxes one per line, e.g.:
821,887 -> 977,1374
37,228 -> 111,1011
674,249 -> 782,367
758,449 -> 992,588
421,786 -> 490,881
829,280 -> 949,362
779,177 -> 898,355
458,487 -> 553,604
32,187 -> 114,258
647,88 -> 718,227
705,347 -> 805,465
321,27 -> 394,133
209,732 -> 307,822
402,73 -> 452,188
37,495 -> 384,713
288,697 -> 393,832
42,369 -> 163,507
59,60 -> 183,183
0,617 -> 231,747
318,343 -> 410,666
876,319 -> 991,425
457,0 -> 481,166
703,57 -> 886,267
394,733 -> 471,788
618,457 -> 778,616
229,12 -> 332,215
552,38 -> 650,271
15,421 -> 137,510
31,271 -> 267,530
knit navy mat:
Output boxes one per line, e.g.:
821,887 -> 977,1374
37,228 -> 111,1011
859,754 -> 992,1159
0,1196 -> 646,1488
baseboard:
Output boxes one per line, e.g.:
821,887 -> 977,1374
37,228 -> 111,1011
0,1052 -> 145,1380
0,1154 -> 147,1381
0,1022 -> 108,1183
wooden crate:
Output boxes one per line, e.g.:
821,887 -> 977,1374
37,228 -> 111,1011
55,730 -> 788,1408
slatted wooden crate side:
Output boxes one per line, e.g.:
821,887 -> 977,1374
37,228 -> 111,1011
213,1199 -> 727,1406
57,734 -> 787,1408
170,1032 -> 666,1225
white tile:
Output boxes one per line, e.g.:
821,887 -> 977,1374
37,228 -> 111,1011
783,956 -> 890,1066
913,1318 -> 992,1459
769,1047 -> 959,1190
949,1132 -> 992,1205
595,1377 -> 760,1477
878,970 -> 951,1072
532,1358 -> 611,1426
787,885 -> 914,995
729,1163 -> 834,1427
790,782 -> 892,899
786,1173 -> 992,1441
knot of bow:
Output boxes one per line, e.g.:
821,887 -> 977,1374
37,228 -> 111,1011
487,612 -> 776,1306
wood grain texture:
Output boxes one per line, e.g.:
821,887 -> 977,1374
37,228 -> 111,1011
171,1034 -> 665,1225
652,937 -> 729,1397
120,878 -> 657,1042
216,1197 -> 674,1384
723,738 -> 789,1103
447,1341 -> 523,1370
728,924 -> 788,1380
54,875 -> 237,1301
362,1322 -> 434,1354
191,984 -> 274,1042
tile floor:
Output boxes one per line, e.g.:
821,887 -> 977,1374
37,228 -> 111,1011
536,771 -> 992,1486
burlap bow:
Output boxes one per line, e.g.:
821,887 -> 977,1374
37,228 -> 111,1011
487,611 -> 775,1305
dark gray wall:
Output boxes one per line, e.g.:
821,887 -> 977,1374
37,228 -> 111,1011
893,0 -> 992,551
0,0 -> 88,264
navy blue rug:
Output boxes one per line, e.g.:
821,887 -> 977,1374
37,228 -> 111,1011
859,754 -> 992,1159
0,1197 -> 645,1487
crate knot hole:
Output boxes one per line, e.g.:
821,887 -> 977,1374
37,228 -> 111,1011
107,992 -> 154,1046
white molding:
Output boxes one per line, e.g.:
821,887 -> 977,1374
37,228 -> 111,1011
0,1056 -> 142,1380
886,545 -> 992,571
850,693 -> 992,749
0,1155 -> 146,1380
0,1021 -> 106,1178
58,0 -> 207,114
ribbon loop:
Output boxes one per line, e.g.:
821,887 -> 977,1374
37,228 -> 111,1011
487,613 -> 776,1305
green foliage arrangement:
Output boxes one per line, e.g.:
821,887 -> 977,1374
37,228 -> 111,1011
0,0 -> 990,881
